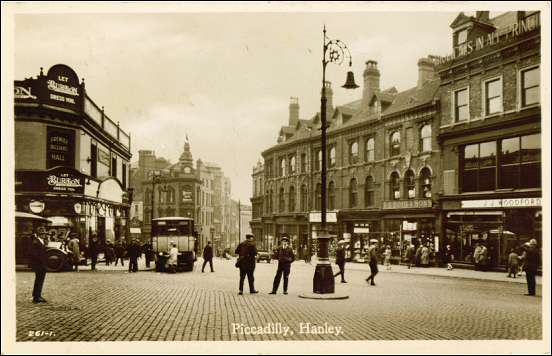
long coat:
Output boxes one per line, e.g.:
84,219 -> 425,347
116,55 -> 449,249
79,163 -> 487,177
420,246 -> 430,265
275,247 -> 295,267
335,246 -> 346,265
67,238 -> 81,264
29,234 -> 47,271
235,241 -> 257,270
203,245 -> 213,260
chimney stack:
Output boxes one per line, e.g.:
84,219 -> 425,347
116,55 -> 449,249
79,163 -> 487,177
476,11 -> 490,22
362,60 -> 380,108
289,97 -> 299,126
417,56 -> 437,89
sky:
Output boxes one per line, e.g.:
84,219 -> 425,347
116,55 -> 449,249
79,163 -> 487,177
10,2 -> 535,203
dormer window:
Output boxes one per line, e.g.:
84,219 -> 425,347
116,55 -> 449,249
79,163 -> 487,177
456,28 -> 468,46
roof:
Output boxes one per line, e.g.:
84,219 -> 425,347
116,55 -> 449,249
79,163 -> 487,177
152,217 -> 193,221
382,79 -> 440,117
491,12 -> 517,32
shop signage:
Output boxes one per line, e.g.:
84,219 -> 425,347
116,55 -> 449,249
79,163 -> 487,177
402,221 -> 418,231
354,223 -> 370,233
44,64 -> 82,111
29,201 -> 45,214
182,190 -> 193,202
383,199 -> 432,210
98,148 -> 110,166
74,203 -> 82,214
461,198 -> 541,209
47,126 -> 75,169
309,211 -> 337,223
14,86 -> 37,100
435,13 -> 540,66
46,168 -> 84,193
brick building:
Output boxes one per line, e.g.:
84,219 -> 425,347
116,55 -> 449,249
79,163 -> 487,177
436,11 -> 541,267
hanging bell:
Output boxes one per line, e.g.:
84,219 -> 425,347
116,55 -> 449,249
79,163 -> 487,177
342,71 -> 359,89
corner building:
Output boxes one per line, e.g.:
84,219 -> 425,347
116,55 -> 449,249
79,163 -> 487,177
436,11 -> 542,268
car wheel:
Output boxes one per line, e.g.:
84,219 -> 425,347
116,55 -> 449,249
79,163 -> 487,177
46,249 -> 66,272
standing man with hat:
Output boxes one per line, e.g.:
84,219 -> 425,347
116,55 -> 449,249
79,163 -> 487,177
520,239 -> 540,296
202,241 -> 214,273
67,232 -> 81,272
29,227 -> 48,303
366,239 -> 379,286
333,240 -> 347,283
269,235 -> 295,295
235,234 -> 258,295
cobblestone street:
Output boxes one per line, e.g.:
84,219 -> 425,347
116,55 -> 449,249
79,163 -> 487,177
16,258 -> 542,342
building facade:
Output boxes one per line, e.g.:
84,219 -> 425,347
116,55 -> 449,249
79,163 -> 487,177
436,11 -> 541,267
15,64 -> 132,247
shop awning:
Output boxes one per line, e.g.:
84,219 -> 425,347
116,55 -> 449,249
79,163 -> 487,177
447,211 -> 503,218
15,211 -> 50,222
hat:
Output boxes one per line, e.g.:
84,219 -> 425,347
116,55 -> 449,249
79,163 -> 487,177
36,227 -> 47,234
281,236 -> 290,242
529,239 -> 537,246
246,234 -> 254,239
337,240 -> 346,245
69,232 -> 79,238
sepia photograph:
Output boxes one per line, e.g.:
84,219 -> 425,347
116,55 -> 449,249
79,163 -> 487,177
1,1 -> 550,354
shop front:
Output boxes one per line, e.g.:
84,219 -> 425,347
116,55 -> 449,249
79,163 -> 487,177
442,197 -> 542,268
339,210 -> 382,263
15,166 -> 129,249
309,210 -> 339,258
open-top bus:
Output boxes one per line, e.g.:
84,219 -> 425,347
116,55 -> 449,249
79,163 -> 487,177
151,217 -> 197,272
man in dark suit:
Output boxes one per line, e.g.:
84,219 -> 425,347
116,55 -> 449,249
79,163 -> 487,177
521,239 -> 540,296
235,234 -> 258,295
333,240 -> 347,283
269,235 -> 295,295
127,239 -> 141,273
30,227 -> 48,303
202,241 -> 214,272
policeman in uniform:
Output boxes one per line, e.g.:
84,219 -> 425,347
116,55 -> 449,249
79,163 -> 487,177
269,235 -> 295,295
30,227 -> 48,303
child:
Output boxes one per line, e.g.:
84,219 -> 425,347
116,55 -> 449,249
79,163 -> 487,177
383,246 -> 392,271
507,248 -> 519,278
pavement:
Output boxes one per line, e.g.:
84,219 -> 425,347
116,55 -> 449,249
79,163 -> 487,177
15,257 -> 543,342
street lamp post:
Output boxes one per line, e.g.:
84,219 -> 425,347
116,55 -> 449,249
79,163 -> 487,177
313,25 -> 358,295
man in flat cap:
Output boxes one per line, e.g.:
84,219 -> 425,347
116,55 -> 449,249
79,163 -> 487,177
269,234 -> 295,295
235,234 -> 258,295
67,232 -> 81,272
520,239 -> 540,296
29,226 -> 48,303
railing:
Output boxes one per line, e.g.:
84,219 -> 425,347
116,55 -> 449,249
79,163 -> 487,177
84,94 -> 130,150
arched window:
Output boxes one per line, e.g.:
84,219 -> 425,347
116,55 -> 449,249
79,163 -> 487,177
167,187 -> 176,203
280,158 -> 286,177
404,170 -> 416,199
290,156 -> 296,174
329,146 -> 336,167
390,131 -> 401,157
349,178 -> 358,208
265,190 -> 270,214
349,141 -> 359,164
159,187 -> 166,204
315,183 -> 322,210
301,184 -> 308,211
390,172 -> 400,200
420,124 -> 432,152
366,138 -> 375,162
279,187 -> 285,212
328,181 -> 335,210
316,150 -> 322,171
420,167 -> 432,198
365,176 -> 374,207
288,186 -> 295,212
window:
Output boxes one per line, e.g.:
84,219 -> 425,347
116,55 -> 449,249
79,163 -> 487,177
301,153 -> 306,173
461,141 -> 496,192
420,125 -> 432,152
390,131 -> 401,157
288,186 -> 295,212
404,170 -> 415,199
301,185 -> 308,211
280,158 -> 286,177
366,138 -> 375,162
454,88 -> 469,122
365,176 -> 374,207
349,141 -> 359,164
111,156 -> 117,177
349,178 -> 358,208
315,150 -> 322,171
144,189 -> 151,205
290,155 -> 296,174
329,146 -> 336,167
420,168 -> 432,198
167,187 -> 175,204
122,163 -> 127,189
390,172 -> 400,200
456,28 -> 468,45
315,183 -> 322,210
485,78 -> 502,115
499,134 -> 541,189
521,67 -> 540,107
279,188 -> 285,212
90,143 -> 97,178
328,182 -> 335,210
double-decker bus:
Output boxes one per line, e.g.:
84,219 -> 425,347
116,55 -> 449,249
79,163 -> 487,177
151,217 -> 197,272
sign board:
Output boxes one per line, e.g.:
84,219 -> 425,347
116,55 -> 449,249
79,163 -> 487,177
29,201 -> 45,214
98,147 -> 111,166
47,126 -> 75,169
383,199 -> 432,210
309,211 -> 337,223
182,190 -> 193,202
130,228 -> 141,234
461,198 -> 542,209
44,64 -> 82,111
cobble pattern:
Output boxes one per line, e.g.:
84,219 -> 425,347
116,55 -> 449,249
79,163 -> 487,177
16,259 -> 542,341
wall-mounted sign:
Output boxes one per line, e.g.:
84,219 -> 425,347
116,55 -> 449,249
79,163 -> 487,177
383,199 -> 432,210
461,198 -> 542,209
29,201 -> 45,214
182,190 -> 193,202
97,147 -> 110,166
46,169 -> 83,193
44,64 -> 82,111
309,211 -> 338,223
47,126 -> 75,169
14,86 -> 37,100
17,167 -> 85,194
402,221 -> 418,231
74,202 -> 82,214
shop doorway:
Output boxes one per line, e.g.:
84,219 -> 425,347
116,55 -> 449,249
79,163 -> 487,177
97,217 -> 106,247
